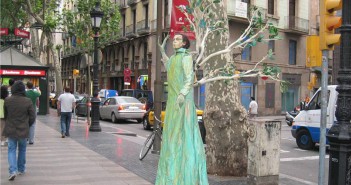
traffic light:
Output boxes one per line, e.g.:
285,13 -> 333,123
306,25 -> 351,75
73,69 -> 79,76
319,0 -> 342,50
306,36 -> 322,67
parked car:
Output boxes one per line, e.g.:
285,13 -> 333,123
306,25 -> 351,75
75,96 -> 92,116
285,106 -> 300,126
99,96 -> 146,123
50,94 -> 59,108
142,102 -> 206,143
120,89 -> 153,110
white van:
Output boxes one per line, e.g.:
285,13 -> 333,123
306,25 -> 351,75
291,85 -> 338,150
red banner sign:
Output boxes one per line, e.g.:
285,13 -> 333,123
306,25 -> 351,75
14,28 -> 30,38
0,28 -> 9,36
0,70 -> 46,76
170,0 -> 195,40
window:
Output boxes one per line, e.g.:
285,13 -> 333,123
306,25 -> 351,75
268,40 -> 275,53
308,90 -> 330,110
265,83 -> 275,108
109,98 -> 116,105
268,0 -> 274,15
242,46 -> 251,61
289,40 -> 297,65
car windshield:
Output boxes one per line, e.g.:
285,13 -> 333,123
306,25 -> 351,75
117,97 -> 140,104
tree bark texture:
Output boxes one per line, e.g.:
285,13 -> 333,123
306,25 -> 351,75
47,32 -> 63,95
203,1 -> 249,176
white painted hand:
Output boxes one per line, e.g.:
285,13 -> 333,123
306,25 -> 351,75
176,94 -> 185,110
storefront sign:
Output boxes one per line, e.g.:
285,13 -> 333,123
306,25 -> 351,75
0,28 -> 9,36
170,0 -> 195,40
0,69 -> 46,76
14,28 -> 30,38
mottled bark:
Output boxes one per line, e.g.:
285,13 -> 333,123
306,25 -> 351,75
203,1 -> 249,176
47,33 -> 63,95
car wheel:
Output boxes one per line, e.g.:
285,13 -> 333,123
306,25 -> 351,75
296,129 -> 315,150
111,113 -> 117,123
143,118 -> 151,130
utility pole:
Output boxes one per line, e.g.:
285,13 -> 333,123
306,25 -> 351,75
152,0 -> 163,154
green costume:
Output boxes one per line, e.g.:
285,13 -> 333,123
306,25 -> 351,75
155,48 -> 208,185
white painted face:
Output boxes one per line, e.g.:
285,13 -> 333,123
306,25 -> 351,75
173,35 -> 185,49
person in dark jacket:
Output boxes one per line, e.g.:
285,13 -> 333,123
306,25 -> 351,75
3,81 -> 35,181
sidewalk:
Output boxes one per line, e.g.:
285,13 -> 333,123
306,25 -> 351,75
0,118 -> 152,185
1,111 -> 309,185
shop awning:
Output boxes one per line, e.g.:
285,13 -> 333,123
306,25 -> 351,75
0,46 -> 43,67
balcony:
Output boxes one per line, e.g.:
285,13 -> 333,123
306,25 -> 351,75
127,0 -> 137,6
126,24 -> 137,38
119,0 -> 127,10
284,16 -> 309,34
137,20 -> 150,35
227,2 -> 267,23
117,29 -> 127,41
150,20 -> 157,32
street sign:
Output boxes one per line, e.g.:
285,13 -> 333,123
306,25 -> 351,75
124,68 -> 131,76
124,76 -> 131,83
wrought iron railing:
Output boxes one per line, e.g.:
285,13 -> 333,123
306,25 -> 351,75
285,16 -> 309,33
136,20 -> 150,34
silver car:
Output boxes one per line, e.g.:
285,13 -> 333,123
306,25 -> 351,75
99,96 -> 146,123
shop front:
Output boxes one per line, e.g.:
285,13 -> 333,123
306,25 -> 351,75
1,47 -> 49,115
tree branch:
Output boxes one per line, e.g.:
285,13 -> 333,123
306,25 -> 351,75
158,35 -> 170,67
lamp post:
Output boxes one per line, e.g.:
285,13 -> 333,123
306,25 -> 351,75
326,1 -> 351,184
89,1 -> 104,132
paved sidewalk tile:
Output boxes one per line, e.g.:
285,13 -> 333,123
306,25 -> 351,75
0,121 -> 152,185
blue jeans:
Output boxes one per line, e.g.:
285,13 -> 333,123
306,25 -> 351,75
60,112 -> 72,135
8,138 -> 27,175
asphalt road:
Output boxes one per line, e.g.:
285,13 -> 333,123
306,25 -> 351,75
72,110 -> 329,185
100,117 -> 328,185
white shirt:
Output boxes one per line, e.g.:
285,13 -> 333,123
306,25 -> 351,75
58,93 -> 76,112
249,100 -> 258,114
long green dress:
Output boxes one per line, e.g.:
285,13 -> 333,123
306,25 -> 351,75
155,48 -> 209,185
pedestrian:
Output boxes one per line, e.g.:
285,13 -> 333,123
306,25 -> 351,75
25,81 -> 41,145
249,97 -> 258,118
3,81 -> 35,181
0,85 -> 9,146
155,34 -> 209,185
57,87 -> 76,138
7,78 -> 15,96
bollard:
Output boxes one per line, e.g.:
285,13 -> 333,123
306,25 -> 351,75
247,118 -> 281,185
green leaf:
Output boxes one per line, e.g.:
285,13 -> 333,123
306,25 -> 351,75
213,0 -> 220,3
200,19 -> 206,28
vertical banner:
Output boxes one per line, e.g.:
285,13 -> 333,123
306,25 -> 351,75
170,0 -> 195,40
0,28 -> 9,36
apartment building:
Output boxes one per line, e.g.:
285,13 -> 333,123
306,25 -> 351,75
61,0 -> 312,115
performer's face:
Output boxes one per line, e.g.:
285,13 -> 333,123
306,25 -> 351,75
173,35 -> 185,49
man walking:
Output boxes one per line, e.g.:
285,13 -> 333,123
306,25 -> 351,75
25,81 -> 41,145
57,87 -> 76,138
249,97 -> 258,118
3,81 -> 35,180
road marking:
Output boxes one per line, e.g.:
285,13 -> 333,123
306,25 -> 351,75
279,173 -> 317,185
280,155 -> 329,162
280,149 -> 290,153
281,137 -> 295,141
294,148 -> 309,152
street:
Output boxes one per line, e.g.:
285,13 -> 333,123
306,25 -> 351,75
72,110 -> 328,184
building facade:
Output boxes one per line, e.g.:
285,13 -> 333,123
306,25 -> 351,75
61,0 -> 313,115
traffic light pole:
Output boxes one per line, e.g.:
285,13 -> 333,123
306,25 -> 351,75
326,0 -> 351,184
318,51 -> 328,185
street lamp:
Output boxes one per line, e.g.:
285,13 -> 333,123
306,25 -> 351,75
89,1 -> 104,132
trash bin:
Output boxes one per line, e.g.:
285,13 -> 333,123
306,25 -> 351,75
247,118 -> 281,185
